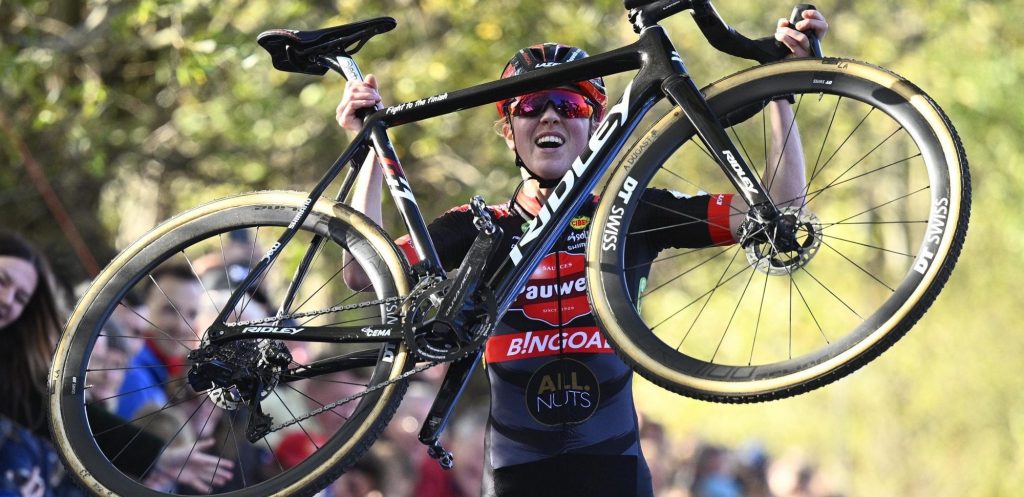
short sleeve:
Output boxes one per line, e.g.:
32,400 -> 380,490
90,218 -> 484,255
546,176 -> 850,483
630,189 -> 736,251
395,206 -> 477,271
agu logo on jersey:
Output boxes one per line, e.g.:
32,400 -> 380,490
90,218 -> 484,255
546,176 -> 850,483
526,359 -> 600,425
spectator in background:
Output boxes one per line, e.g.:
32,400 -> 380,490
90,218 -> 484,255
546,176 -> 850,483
0,231 -> 232,495
691,445 -> 742,497
110,289 -> 169,421
139,263 -> 204,384
0,231 -> 66,441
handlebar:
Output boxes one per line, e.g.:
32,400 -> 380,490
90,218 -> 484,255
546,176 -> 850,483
627,0 -> 822,63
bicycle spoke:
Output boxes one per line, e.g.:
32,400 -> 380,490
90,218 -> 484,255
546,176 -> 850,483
805,125 -> 904,206
643,247 -> 733,297
806,153 -> 922,206
117,302 -> 194,355
218,233 -> 240,322
807,106 -> 875,185
809,95 -> 842,182
748,270 -> 770,366
293,258 -> 353,314
767,94 -> 804,193
182,249 -> 222,321
820,239 -> 897,292
673,248 -> 744,351
817,232 -> 915,258
710,264 -> 758,363
282,382 -> 349,421
831,185 -> 930,226
225,409 -> 247,488
149,274 -> 202,342
789,273 -> 829,346
273,389 -> 321,451
624,245 -> 708,272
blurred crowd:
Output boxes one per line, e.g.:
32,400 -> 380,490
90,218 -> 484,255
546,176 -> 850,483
0,228 -> 845,497
323,389 -> 848,497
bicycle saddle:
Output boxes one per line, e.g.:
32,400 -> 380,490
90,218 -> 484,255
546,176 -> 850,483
257,17 -> 397,75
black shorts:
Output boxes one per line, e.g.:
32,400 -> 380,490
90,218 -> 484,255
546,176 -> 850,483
487,454 -> 654,497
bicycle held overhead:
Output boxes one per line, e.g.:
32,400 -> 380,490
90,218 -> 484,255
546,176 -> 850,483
48,1 -> 969,496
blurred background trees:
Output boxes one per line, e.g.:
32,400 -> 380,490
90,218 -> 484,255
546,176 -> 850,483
1,0 -> 1018,495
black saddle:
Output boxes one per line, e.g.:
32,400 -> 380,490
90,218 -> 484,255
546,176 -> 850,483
257,17 -> 396,76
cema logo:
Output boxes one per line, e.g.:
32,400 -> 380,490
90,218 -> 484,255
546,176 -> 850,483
570,215 -> 590,231
525,359 -> 600,425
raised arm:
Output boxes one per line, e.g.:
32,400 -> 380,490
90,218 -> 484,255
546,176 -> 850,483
728,9 -> 828,238
338,75 -> 385,290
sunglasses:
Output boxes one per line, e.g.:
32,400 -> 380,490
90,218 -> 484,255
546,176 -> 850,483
507,89 -> 596,119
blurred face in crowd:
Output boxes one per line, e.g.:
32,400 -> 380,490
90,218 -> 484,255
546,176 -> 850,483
145,275 -> 203,356
88,334 -> 128,407
112,301 -> 149,358
0,256 -> 38,330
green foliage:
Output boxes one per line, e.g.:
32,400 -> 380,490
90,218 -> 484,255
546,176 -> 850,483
0,1 -> 1018,495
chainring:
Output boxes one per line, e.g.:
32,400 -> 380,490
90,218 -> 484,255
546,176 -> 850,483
402,280 -> 495,362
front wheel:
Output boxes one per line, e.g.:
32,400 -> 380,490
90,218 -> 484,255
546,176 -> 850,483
588,58 -> 970,402
49,191 -> 414,496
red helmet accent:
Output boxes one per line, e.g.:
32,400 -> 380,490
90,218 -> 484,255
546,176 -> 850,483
496,43 -> 608,122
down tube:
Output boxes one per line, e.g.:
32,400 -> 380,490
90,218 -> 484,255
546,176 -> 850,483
489,82 -> 659,316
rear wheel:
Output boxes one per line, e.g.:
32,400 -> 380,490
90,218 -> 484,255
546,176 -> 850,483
588,59 -> 970,402
49,191 -> 414,496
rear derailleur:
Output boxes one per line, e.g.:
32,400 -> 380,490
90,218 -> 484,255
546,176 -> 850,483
186,339 -> 292,442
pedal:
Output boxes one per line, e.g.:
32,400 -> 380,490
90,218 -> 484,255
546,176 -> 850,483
426,441 -> 455,470
469,195 -> 496,234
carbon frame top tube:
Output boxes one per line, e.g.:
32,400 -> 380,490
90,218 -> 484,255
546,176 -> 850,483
366,25 -> 688,318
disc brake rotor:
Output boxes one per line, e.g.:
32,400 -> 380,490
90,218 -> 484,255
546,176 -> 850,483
744,207 -> 822,275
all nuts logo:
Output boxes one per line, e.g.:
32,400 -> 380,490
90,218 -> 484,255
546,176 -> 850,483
525,359 -> 600,425
512,251 -> 590,326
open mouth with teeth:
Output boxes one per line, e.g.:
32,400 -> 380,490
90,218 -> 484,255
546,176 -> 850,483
535,135 -> 565,149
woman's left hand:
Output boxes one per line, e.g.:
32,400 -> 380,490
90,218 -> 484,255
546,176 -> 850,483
775,9 -> 829,57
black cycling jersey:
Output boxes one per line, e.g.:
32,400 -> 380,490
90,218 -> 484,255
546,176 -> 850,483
398,188 -> 734,497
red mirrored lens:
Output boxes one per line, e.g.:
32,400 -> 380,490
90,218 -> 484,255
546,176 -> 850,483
509,90 -> 594,119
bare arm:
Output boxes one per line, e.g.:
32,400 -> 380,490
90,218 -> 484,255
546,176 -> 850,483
728,10 -> 828,238
338,76 -> 385,290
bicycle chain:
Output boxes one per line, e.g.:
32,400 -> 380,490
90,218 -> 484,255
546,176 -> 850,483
219,280 -> 453,434
228,295 -> 406,328
266,360 -> 440,434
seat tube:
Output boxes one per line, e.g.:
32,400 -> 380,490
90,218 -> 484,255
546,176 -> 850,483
367,123 -> 445,274
662,73 -> 778,217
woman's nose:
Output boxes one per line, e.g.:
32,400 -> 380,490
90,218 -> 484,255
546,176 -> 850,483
0,285 -> 15,306
539,104 -> 561,124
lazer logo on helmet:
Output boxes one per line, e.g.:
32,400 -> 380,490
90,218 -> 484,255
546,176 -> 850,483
509,82 -> 633,266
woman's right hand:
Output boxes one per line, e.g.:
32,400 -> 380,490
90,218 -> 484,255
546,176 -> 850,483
336,74 -> 382,133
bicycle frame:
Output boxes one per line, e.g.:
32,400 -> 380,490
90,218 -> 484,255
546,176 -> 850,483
206,5 -> 792,452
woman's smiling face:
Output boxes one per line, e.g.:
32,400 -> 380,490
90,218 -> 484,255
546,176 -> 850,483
504,90 -> 595,182
0,256 -> 38,329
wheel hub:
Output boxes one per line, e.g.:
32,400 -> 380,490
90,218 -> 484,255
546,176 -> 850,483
742,206 -> 822,275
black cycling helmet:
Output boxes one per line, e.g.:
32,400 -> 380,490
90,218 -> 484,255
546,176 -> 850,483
496,43 -> 608,122
497,43 -> 608,187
